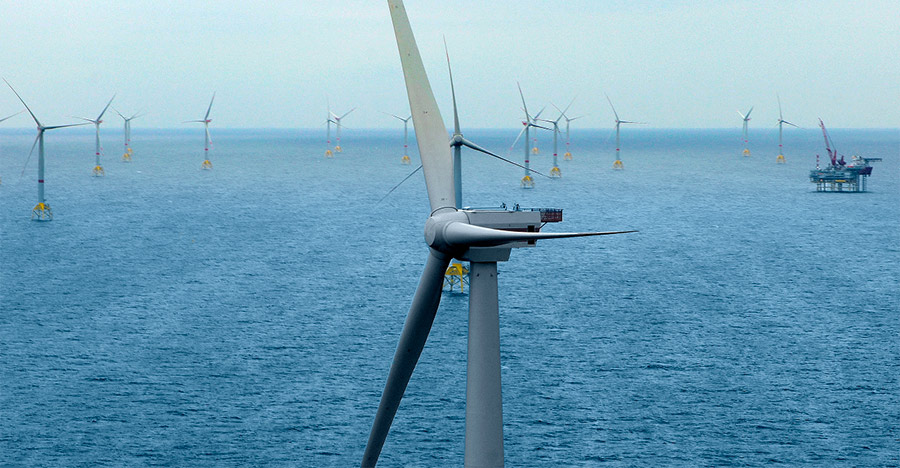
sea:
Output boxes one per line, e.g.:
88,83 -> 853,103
1,126 -> 898,467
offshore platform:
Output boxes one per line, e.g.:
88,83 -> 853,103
809,119 -> 880,192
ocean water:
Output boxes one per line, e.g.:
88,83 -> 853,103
1,126 -> 898,467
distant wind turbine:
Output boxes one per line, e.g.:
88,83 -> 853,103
325,99 -> 335,157
76,94 -> 116,176
362,3 -> 636,467
114,108 -> 142,162
184,93 -> 215,169
5,78 -> 90,220
738,106 -> 753,157
330,107 -> 355,153
775,94 -> 796,164
387,113 -> 412,164
510,83 -> 550,188
0,110 -> 24,185
538,99 -> 575,178
554,98 -> 582,160
606,94 -> 644,170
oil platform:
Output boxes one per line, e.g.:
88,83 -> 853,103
809,119 -> 880,192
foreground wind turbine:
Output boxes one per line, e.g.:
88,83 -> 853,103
114,108 -> 141,162
775,94 -> 796,164
76,94 -> 116,176
538,100 -> 575,178
738,106 -> 753,157
331,107 -> 355,153
362,3 -> 635,467
184,93 -> 215,169
510,83 -> 549,188
388,113 -> 412,164
606,94 -> 643,170
0,110 -> 24,184
5,79 -> 89,220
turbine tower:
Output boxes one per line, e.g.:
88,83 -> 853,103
388,113 -> 412,164
114,108 -> 141,162
184,93 -> 215,169
738,106 -> 753,157
5,79 -> 89,221
0,110 -> 24,185
510,83 -> 549,188
362,3 -> 635,467
76,94 -> 116,176
537,100 -> 575,178
606,94 -> 643,170
331,107 -> 355,153
325,100 -> 335,157
554,98 -> 582,160
775,95 -> 796,164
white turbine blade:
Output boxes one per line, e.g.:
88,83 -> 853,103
388,0 -> 455,211
443,222 -> 637,248
340,107 -> 356,119
44,122 -> 91,130
529,122 -> 551,131
782,120 -> 799,128
460,138 -> 549,178
532,106 -> 546,121
206,126 -> 212,145
377,164 -> 423,204
517,82 -> 530,120
97,94 -> 116,121
746,106 -> 753,119
508,125 -> 527,152
113,107 -> 127,120
443,36 -> 461,135
0,110 -> 24,123
183,119 -> 206,124
4,78 -> 41,128
205,92 -> 216,121
362,248 -> 451,468
777,93 -> 783,120
605,94 -> 619,122
21,133 -> 40,175
737,110 -> 747,120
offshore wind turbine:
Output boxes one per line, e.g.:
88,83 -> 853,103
362,2 -> 635,467
738,106 -> 753,157
510,83 -> 549,188
387,113 -> 412,164
537,100 -> 574,178
331,107 -> 355,153
114,108 -> 141,161
184,93 -> 215,169
5,79 -> 89,220
775,95 -> 797,164
76,94 -> 116,176
606,94 -> 643,170
325,100 -> 335,157
0,110 -> 24,185
554,99 -> 583,160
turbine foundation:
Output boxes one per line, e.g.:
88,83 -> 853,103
122,152 -> 132,162
444,262 -> 469,292
742,148 -> 751,157
92,165 -> 105,177
520,174 -> 535,189
776,154 -> 786,164
549,166 -> 561,178
325,149 -> 333,158
201,159 -> 213,170
531,146 -> 539,155
401,155 -> 411,165
613,159 -> 624,170
32,202 -> 52,221
564,151 -> 572,160
335,145 -> 343,153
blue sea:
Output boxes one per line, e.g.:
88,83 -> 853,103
1,126 -> 898,467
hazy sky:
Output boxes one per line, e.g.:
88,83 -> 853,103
1,1 -> 898,129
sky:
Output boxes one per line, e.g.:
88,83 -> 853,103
1,0 -> 898,130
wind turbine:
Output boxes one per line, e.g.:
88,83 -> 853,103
510,83 -> 549,188
537,100 -> 574,178
554,99 -> 583,160
184,93 -> 215,169
331,107 -> 355,153
114,108 -> 141,162
775,94 -> 796,164
0,110 -> 24,185
363,3 -> 635,467
738,106 -> 753,157
76,94 -> 116,176
5,78 -> 89,220
387,113 -> 412,164
606,94 -> 643,170
325,99 -> 335,157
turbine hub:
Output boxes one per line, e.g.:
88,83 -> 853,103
424,210 -> 468,254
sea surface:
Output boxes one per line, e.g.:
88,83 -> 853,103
1,127 -> 898,467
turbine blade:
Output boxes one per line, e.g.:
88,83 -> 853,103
560,96 -> 576,117
97,94 -> 116,121
517,82 -> 530,120
443,222 -> 637,248
377,164 -> 423,204
746,106 -> 753,118
4,78 -> 41,127
737,110 -> 746,120
44,122 -> 91,130
113,107 -> 126,119
0,110 -> 24,123
443,36 -> 461,135
362,248 -> 451,468
530,123 -> 551,131
508,125 -> 527,152
340,107 -> 356,119
21,133 -> 40,175
532,106 -> 546,121
777,93 -> 783,120
205,92 -> 216,121
605,94 -> 619,122
183,120 -> 206,123
389,0 -> 455,211
782,120 -> 799,128
460,138 -> 550,178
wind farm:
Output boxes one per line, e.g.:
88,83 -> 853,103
0,2 -> 896,468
